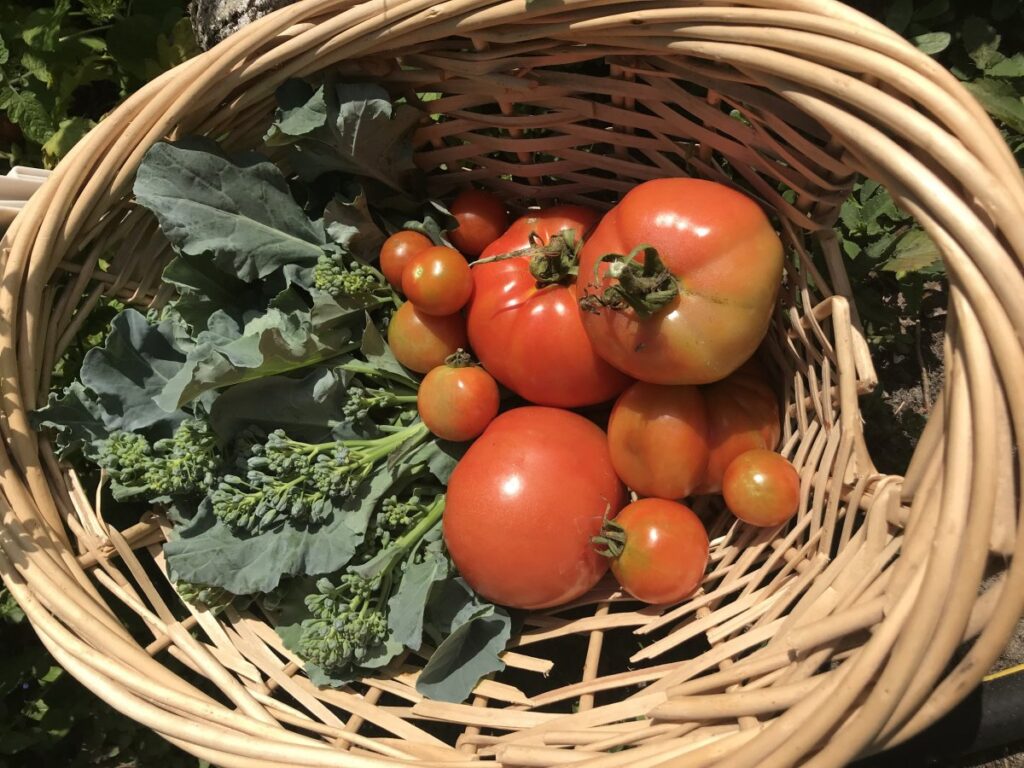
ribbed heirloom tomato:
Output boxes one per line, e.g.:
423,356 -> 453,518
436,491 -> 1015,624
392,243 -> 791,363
595,498 -> 709,605
467,205 -> 632,407
577,178 -> 784,385
443,407 -> 626,610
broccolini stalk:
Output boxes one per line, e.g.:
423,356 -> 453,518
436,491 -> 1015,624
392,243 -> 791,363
211,421 -> 429,533
297,495 -> 444,674
95,418 -> 221,500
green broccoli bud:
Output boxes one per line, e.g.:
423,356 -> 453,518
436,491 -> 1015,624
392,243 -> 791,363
296,495 -> 445,677
210,422 -> 429,534
175,581 -> 235,612
314,251 -> 388,300
341,385 -> 418,421
95,418 -> 220,500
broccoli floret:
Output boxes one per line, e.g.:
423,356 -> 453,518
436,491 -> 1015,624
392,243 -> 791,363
210,422 -> 428,534
299,574 -> 389,669
314,251 -> 388,300
95,418 -> 220,500
175,581 -> 235,612
341,385 -> 418,421
297,495 -> 445,675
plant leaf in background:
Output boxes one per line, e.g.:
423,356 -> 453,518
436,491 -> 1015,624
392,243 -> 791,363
881,228 -> 944,275
266,80 -> 422,193
134,138 -> 327,282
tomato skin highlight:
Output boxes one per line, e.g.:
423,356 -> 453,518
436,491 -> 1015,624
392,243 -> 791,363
449,189 -> 510,257
387,302 -> 468,374
402,246 -> 474,316
577,178 -> 784,385
604,499 -> 709,605
467,205 -> 632,407
607,381 -> 709,499
696,360 -> 781,494
380,231 -> 432,290
418,363 -> 500,442
443,407 -> 626,610
722,449 -> 800,527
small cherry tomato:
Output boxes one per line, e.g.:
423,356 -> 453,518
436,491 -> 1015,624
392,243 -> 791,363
722,449 -> 800,527
444,407 -> 626,609
595,498 -> 709,604
380,231 -> 432,290
418,354 -> 500,442
387,301 -> 468,374
449,188 -> 509,257
607,381 -> 709,498
402,246 -> 473,316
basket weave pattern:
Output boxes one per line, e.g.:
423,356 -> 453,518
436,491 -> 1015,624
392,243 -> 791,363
2,1 -> 1023,766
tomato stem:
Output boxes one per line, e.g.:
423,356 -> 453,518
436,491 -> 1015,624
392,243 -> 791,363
592,518 -> 627,560
471,230 -> 582,288
579,244 -> 679,317
444,348 -> 475,368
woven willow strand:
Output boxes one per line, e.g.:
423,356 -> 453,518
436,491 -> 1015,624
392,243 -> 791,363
1,0 -> 1022,765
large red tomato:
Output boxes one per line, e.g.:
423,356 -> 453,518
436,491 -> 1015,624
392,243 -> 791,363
696,360 -> 781,494
607,381 -> 709,499
467,205 -> 632,408
444,407 -> 626,610
576,178 -> 784,385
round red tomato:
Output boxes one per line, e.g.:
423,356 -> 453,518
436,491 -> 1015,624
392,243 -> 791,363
449,189 -> 509,257
696,359 -> 781,494
402,246 -> 473,316
380,231 -> 432,290
595,498 -> 709,604
444,407 -> 626,610
467,205 -> 632,408
607,381 -> 708,499
722,449 -> 800,527
418,356 -> 500,442
387,302 -> 468,374
577,178 -> 784,385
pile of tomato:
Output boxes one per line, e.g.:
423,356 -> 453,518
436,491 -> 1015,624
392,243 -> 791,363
383,179 -> 800,611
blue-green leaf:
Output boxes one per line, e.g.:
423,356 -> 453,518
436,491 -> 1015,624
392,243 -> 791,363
157,308 -> 355,411
209,367 -> 350,444
133,138 -> 327,283
164,470 -> 390,594
417,580 -> 511,702
79,309 -> 186,434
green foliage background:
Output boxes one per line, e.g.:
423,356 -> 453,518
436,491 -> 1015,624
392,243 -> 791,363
0,0 -> 1022,764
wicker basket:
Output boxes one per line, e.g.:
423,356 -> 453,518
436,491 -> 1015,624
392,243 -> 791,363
2,0 -> 1023,765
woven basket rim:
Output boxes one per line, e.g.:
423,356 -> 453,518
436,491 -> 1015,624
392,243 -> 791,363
2,1 -> 1024,766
